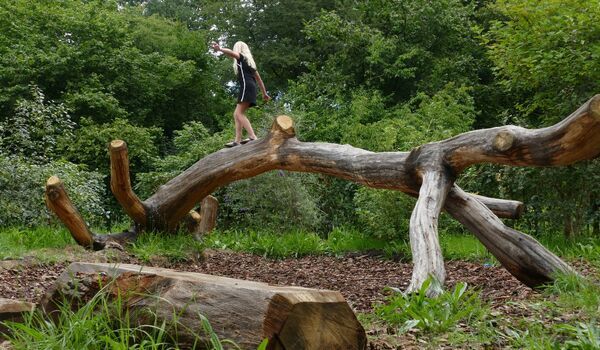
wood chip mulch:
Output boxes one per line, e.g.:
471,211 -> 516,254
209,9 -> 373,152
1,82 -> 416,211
0,249 -> 537,313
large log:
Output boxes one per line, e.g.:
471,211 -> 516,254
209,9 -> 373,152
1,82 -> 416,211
42,262 -> 367,350
45,95 -> 600,294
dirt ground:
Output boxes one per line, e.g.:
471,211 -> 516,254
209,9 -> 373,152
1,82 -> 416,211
0,248 -> 546,349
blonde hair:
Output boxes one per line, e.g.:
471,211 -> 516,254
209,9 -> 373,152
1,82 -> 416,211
232,41 -> 257,74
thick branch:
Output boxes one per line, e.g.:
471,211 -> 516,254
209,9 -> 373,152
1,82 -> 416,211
110,140 -> 146,226
45,176 -> 94,248
407,170 -> 452,296
144,117 -> 524,230
445,186 -> 574,287
444,94 -> 600,170
469,194 -> 524,219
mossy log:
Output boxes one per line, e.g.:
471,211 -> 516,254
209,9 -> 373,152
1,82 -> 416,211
46,95 -> 600,294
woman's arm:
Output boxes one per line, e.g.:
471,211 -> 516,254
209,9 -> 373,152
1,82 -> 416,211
211,42 -> 240,59
254,71 -> 271,102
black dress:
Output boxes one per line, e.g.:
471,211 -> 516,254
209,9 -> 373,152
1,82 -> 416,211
236,54 -> 257,107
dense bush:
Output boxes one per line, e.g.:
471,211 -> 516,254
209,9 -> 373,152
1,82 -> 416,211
0,86 -> 73,163
64,118 -> 162,177
219,171 -> 323,232
0,155 -> 106,227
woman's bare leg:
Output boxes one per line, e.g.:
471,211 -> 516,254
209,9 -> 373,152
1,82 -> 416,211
234,102 -> 257,141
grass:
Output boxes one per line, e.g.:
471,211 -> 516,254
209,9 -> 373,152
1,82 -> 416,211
1,225 -> 599,348
202,226 -> 411,260
0,226 -> 74,261
130,231 -> 204,263
2,280 -> 248,350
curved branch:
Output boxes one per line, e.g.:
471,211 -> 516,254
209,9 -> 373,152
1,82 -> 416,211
109,140 -> 146,226
444,186 -> 574,288
444,94 -> 600,170
407,170 -> 452,296
45,176 -> 94,248
144,116 -> 524,230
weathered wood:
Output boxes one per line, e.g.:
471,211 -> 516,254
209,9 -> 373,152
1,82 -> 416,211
183,196 -> 218,239
407,170 -> 452,296
45,176 -> 94,248
469,194 -> 524,219
445,186 -> 575,287
47,95 -> 600,293
196,195 -> 218,237
0,298 -> 35,337
109,140 -> 146,225
43,262 -> 367,350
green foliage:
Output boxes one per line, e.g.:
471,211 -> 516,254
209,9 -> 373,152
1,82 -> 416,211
65,118 -> 162,176
0,0 -> 226,133
0,155 -> 106,227
3,287 -> 173,349
439,233 -> 493,262
486,0 -> 600,122
374,278 -> 488,335
543,273 -> 600,316
220,171 -> 323,232
203,227 -> 405,259
0,226 -> 73,260
135,121 -> 228,198
130,231 -> 203,263
0,85 -> 74,162
354,188 -> 413,240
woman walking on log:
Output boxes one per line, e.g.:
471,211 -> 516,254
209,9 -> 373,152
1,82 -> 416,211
211,41 -> 271,148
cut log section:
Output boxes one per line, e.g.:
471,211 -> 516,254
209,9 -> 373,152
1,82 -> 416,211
42,262 -> 367,350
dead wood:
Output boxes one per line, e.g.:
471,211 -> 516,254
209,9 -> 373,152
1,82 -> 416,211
45,95 -> 600,294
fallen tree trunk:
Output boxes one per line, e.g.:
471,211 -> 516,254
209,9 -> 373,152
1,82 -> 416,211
42,262 -> 367,350
46,95 -> 600,294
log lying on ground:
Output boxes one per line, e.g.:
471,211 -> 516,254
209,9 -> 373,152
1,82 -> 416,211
46,95 -> 600,294
0,298 -> 35,337
42,262 -> 367,350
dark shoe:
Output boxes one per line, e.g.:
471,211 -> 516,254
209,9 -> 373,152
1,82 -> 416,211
241,138 -> 257,144
224,141 -> 240,148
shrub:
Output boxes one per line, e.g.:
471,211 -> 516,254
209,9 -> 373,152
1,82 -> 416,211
0,155 -> 106,227
0,85 -> 74,163
220,171 -> 323,232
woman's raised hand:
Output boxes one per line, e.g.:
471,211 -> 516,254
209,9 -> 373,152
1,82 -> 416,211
210,42 -> 221,51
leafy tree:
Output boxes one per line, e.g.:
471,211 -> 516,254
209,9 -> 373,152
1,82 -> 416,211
0,86 -> 74,163
486,0 -> 600,123
64,118 -> 162,179
0,0 -> 227,134
475,0 -> 600,237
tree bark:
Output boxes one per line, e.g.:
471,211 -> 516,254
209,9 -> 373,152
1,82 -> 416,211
444,186 -> 575,287
46,95 -> 600,293
407,170 -> 452,296
43,262 -> 367,350
45,176 -> 94,248
109,140 -> 147,226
